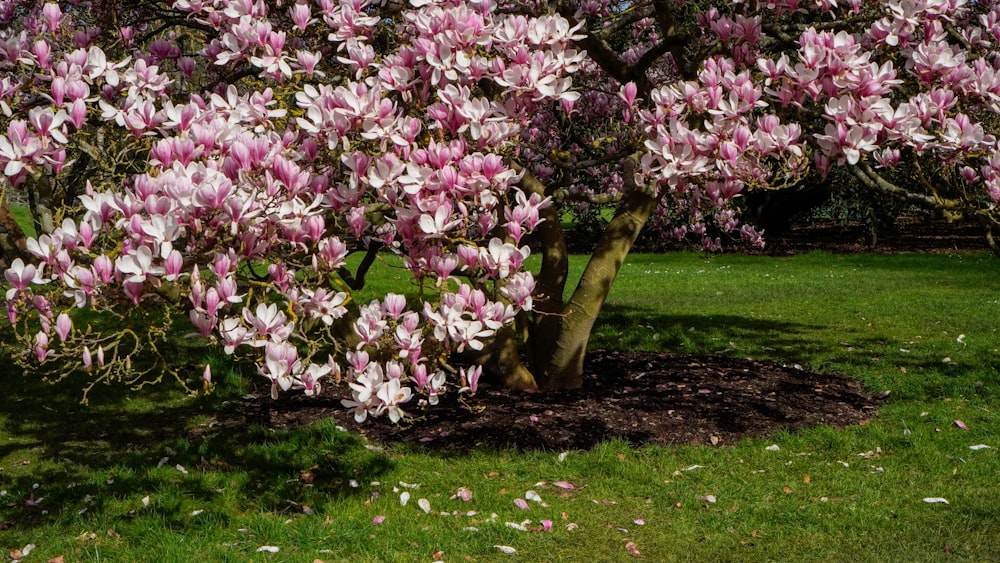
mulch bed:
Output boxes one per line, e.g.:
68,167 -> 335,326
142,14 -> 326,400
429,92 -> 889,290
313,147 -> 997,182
244,351 -> 877,451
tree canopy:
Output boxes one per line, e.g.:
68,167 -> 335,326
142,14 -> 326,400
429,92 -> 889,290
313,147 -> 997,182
2,0 -> 999,420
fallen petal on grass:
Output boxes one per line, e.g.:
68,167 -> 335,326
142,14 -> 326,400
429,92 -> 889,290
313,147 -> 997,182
9,544 -> 35,560
625,541 -> 641,557
954,420 -> 969,430
634,518 -> 645,525
969,444 -> 991,450
514,498 -> 529,510
525,490 -> 543,503
553,481 -> 576,489
700,495 -> 717,503
494,545 -> 517,554
372,515 -> 386,525
923,497 -> 950,504
418,498 -> 431,514
399,491 -> 410,506
255,546 -> 280,553
765,444 -> 781,451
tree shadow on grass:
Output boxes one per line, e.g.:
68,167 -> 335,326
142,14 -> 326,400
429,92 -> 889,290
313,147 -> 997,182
592,305 -> 845,367
0,365 -> 391,533
593,304 -> 998,400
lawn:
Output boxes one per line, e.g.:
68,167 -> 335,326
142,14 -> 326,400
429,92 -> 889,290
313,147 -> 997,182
1,251 -> 998,561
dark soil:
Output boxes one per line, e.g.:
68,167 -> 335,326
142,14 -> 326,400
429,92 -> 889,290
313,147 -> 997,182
239,219 -> 983,451
245,351 -> 877,451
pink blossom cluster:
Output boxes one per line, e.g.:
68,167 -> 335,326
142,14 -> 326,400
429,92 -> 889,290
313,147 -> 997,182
1,0 -> 578,417
4,0 -> 1000,415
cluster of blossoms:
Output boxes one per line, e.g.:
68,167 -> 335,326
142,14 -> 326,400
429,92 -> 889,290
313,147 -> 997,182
0,0 -> 577,415
3,0 -> 1000,410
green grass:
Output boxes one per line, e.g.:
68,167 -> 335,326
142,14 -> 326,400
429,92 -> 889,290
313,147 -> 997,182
3,251 -> 1000,561
7,204 -> 37,239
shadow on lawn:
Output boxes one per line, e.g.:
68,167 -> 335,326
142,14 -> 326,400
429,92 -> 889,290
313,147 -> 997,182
594,304 -> 998,400
593,305 -> 841,365
0,364 -> 391,532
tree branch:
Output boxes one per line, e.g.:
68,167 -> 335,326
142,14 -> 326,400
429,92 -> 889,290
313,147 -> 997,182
850,162 -> 964,221
337,242 -> 383,291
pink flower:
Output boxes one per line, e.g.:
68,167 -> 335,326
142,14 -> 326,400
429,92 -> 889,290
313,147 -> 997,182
5,259 -> 44,299
55,313 -> 72,342
41,3 -> 61,33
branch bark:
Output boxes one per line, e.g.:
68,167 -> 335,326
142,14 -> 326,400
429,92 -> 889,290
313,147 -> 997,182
539,155 -> 658,389
850,162 -> 964,221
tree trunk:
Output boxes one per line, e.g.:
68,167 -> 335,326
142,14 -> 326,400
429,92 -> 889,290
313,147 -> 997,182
536,160 -> 659,389
493,159 -> 658,391
512,164 -> 570,381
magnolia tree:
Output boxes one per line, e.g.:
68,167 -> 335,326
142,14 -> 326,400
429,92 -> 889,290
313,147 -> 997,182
2,0 -> 1000,420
